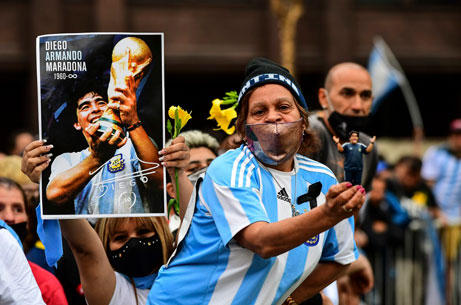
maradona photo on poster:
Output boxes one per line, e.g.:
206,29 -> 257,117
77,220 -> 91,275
37,33 -> 166,219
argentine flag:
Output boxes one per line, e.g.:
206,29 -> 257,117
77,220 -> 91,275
368,37 -> 404,114
367,36 -> 424,131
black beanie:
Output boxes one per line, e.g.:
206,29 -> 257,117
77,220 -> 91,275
237,57 -> 308,111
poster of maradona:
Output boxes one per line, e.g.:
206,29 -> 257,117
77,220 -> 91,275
36,33 -> 166,219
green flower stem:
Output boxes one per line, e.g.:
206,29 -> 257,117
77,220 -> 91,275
174,167 -> 179,212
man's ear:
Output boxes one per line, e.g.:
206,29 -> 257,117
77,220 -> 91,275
73,122 -> 81,130
166,182 -> 175,198
318,88 -> 328,110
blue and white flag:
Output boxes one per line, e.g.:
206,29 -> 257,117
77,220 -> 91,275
368,36 -> 424,131
368,39 -> 403,114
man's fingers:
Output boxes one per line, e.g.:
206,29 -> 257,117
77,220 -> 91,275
117,137 -> 128,148
99,127 -> 113,142
108,130 -> 121,145
86,122 -> 100,136
107,102 -> 121,111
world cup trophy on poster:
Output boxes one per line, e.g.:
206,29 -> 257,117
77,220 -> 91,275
97,37 -> 153,139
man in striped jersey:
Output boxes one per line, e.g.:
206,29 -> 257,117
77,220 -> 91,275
149,58 -> 364,305
46,77 -> 163,215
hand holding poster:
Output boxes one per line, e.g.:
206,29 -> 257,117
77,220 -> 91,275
37,33 -> 166,219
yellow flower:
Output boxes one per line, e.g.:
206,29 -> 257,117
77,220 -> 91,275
208,99 -> 237,135
168,105 -> 192,129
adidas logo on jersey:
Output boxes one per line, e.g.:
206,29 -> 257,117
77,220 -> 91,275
277,188 -> 291,203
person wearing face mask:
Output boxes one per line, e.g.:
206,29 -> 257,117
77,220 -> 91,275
56,216 -> 173,305
0,177 -> 68,305
21,136 -> 192,305
148,58 -> 365,305
165,130 -> 219,232
309,62 -> 378,191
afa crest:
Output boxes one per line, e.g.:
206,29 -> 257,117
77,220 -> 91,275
304,235 -> 319,247
107,154 -> 125,173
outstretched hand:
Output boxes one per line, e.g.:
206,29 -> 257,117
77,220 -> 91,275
323,182 -> 366,220
21,140 -> 53,183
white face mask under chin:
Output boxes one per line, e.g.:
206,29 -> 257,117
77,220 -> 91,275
245,118 -> 304,166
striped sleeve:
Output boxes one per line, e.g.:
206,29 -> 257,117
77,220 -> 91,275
202,147 -> 270,246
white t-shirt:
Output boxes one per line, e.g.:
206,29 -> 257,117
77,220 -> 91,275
0,229 -> 45,305
108,272 -> 149,305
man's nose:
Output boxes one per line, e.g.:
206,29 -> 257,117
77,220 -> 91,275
350,95 -> 363,114
90,102 -> 104,112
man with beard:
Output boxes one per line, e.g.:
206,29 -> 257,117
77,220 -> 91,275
309,62 -> 378,191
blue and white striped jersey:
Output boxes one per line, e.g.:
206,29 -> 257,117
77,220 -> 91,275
150,145 -> 358,305
48,138 -> 157,215
422,145 -> 461,223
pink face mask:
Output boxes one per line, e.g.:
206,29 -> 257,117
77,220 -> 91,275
245,118 -> 304,166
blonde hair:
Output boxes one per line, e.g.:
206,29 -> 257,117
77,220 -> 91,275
0,156 -> 33,186
95,217 -> 174,267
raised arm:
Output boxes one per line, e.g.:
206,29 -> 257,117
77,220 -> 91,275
333,136 -> 344,152
59,219 -> 115,305
235,183 -> 365,258
365,136 -> 376,153
107,75 -> 163,186
22,141 -> 116,305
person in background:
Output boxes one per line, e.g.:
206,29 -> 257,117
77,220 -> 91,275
22,136 -> 191,305
307,63 -> 377,305
422,118 -> 461,305
0,177 -> 68,305
7,128 -> 35,156
309,62 -> 377,191
165,130 -> 219,232
0,218 -> 45,305
388,156 -> 440,218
